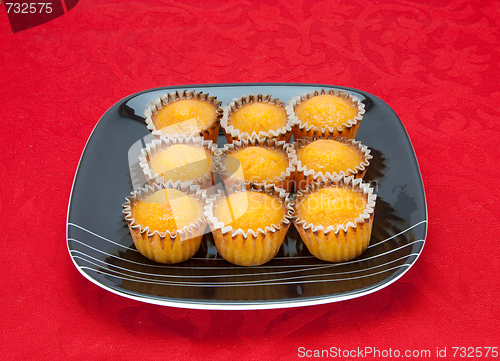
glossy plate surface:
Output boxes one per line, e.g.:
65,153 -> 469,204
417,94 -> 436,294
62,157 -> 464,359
67,83 -> 427,310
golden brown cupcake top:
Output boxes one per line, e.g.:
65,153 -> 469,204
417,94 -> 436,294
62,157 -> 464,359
297,139 -> 364,175
132,188 -> 203,233
215,191 -> 285,233
223,146 -> 288,183
295,94 -> 357,128
229,102 -> 287,134
150,144 -> 211,182
296,187 -> 367,229
153,99 -> 217,133
156,118 -> 203,137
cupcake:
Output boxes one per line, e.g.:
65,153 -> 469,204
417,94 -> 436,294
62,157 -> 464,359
287,89 -> 365,139
139,135 -> 221,189
144,90 -> 222,142
220,138 -> 295,192
206,182 -> 293,266
293,176 -> 376,262
289,137 -> 372,191
221,94 -> 292,142
122,181 -> 208,264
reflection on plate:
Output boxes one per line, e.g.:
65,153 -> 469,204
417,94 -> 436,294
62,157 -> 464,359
66,83 -> 427,310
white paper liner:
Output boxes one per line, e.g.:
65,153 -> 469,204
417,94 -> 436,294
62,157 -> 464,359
286,89 -> 365,139
204,182 -> 294,239
138,134 -> 222,188
219,137 -> 295,191
221,94 -> 293,142
122,180 -> 208,239
293,175 -> 376,235
144,90 -> 222,141
289,137 -> 373,190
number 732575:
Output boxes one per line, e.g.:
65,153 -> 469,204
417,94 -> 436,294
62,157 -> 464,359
452,347 -> 498,358
5,3 -> 53,14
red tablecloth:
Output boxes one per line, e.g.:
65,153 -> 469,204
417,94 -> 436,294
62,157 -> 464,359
2,0 -> 499,359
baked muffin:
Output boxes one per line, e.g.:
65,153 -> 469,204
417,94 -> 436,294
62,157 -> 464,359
144,90 -> 222,142
287,89 -> 365,139
139,135 -> 221,189
122,181 -> 208,264
289,137 -> 372,191
220,138 -> 294,192
293,176 -> 376,262
206,182 -> 293,266
221,94 -> 292,142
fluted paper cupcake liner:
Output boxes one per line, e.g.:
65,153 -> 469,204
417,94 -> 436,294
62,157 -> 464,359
221,94 -> 293,143
144,90 -> 222,142
205,182 -> 294,266
122,181 -> 209,264
288,137 -> 373,191
138,134 -> 221,189
293,176 -> 376,262
219,137 -> 295,192
286,89 -> 365,140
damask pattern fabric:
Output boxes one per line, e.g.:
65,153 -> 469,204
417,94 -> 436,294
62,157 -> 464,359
1,0 -> 499,359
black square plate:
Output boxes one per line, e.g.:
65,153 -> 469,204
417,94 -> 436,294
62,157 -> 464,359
67,83 -> 427,310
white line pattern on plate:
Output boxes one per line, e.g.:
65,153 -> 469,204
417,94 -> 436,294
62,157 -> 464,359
79,263 -> 413,287
366,220 -> 427,249
70,250 -> 420,281
68,220 -> 426,256
68,223 -> 140,253
68,234 -> 424,273
68,220 -> 426,286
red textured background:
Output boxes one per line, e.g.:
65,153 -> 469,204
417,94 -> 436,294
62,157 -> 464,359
1,0 -> 499,359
